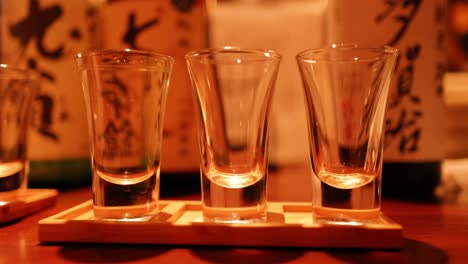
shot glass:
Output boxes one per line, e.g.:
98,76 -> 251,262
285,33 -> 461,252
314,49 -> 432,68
75,50 -> 173,220
186,47 -> 281,223
297,44 -> 398,223
0,65 -> 38,196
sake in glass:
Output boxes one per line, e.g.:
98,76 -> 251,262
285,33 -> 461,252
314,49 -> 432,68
76,49 -> 173,220
186,47 -> 281,223
0,65 -> 38,196
297,44 -> 398,223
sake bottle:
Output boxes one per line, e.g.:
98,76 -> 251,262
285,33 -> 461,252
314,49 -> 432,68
0,0 -> 93,188
326,0 -> 447,201
90,0 -> 209,195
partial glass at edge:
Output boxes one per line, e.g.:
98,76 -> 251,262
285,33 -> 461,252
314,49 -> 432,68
297,44 -> 398,223
75,49 -> 173,221
0,66 -> 38,197
186,47 -> 281,223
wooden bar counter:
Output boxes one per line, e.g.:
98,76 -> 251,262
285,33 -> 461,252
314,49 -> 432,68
1,165 -> 467,263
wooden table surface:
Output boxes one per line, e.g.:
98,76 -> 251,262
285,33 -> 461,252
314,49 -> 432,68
1,165 -> 468,264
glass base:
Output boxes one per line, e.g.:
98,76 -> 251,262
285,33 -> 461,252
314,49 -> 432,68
93,203 -> 157,221
312,206 -> 381,225
202,205 -> 266,224
203,215 -> 267,224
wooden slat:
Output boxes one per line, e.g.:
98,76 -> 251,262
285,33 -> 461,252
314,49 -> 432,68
267,202 -> 285,224
153,202 -> 186,223
0,189 -> 57,224
40,200 -> 93,223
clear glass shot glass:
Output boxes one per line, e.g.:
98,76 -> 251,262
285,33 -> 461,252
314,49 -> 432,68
297,44 -> 398,224
75,50 -> 173,221
0,65 -> 38,197
186,47 -> 281,223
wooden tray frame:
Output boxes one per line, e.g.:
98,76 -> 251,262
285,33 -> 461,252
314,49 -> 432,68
1,189 -> 57,223
38,200 -> 403,249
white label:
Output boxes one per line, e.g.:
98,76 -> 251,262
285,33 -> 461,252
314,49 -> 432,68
0,0 -> 91,160
96,1 -> 206,171
328,0 -> 446,161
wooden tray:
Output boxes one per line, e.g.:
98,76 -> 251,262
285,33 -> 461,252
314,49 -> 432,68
1,189 -> 58,224
39,200 -> 403,248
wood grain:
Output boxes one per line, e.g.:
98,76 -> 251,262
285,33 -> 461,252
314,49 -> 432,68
1,166 -> 467,263
38,200 -> 403,249
0,189 -> 57,223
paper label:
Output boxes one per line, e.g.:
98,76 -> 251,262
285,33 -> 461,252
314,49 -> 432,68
0,0 -> 92,160
96,0 -> 207,171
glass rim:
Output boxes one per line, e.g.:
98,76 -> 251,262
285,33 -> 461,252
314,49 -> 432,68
75,49 -> 175,67
185,46 -> 282,63
0,64 -> 37,79
296,43 -> 398,62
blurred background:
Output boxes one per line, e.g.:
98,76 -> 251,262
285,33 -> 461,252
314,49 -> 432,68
1,0 -> 468,203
